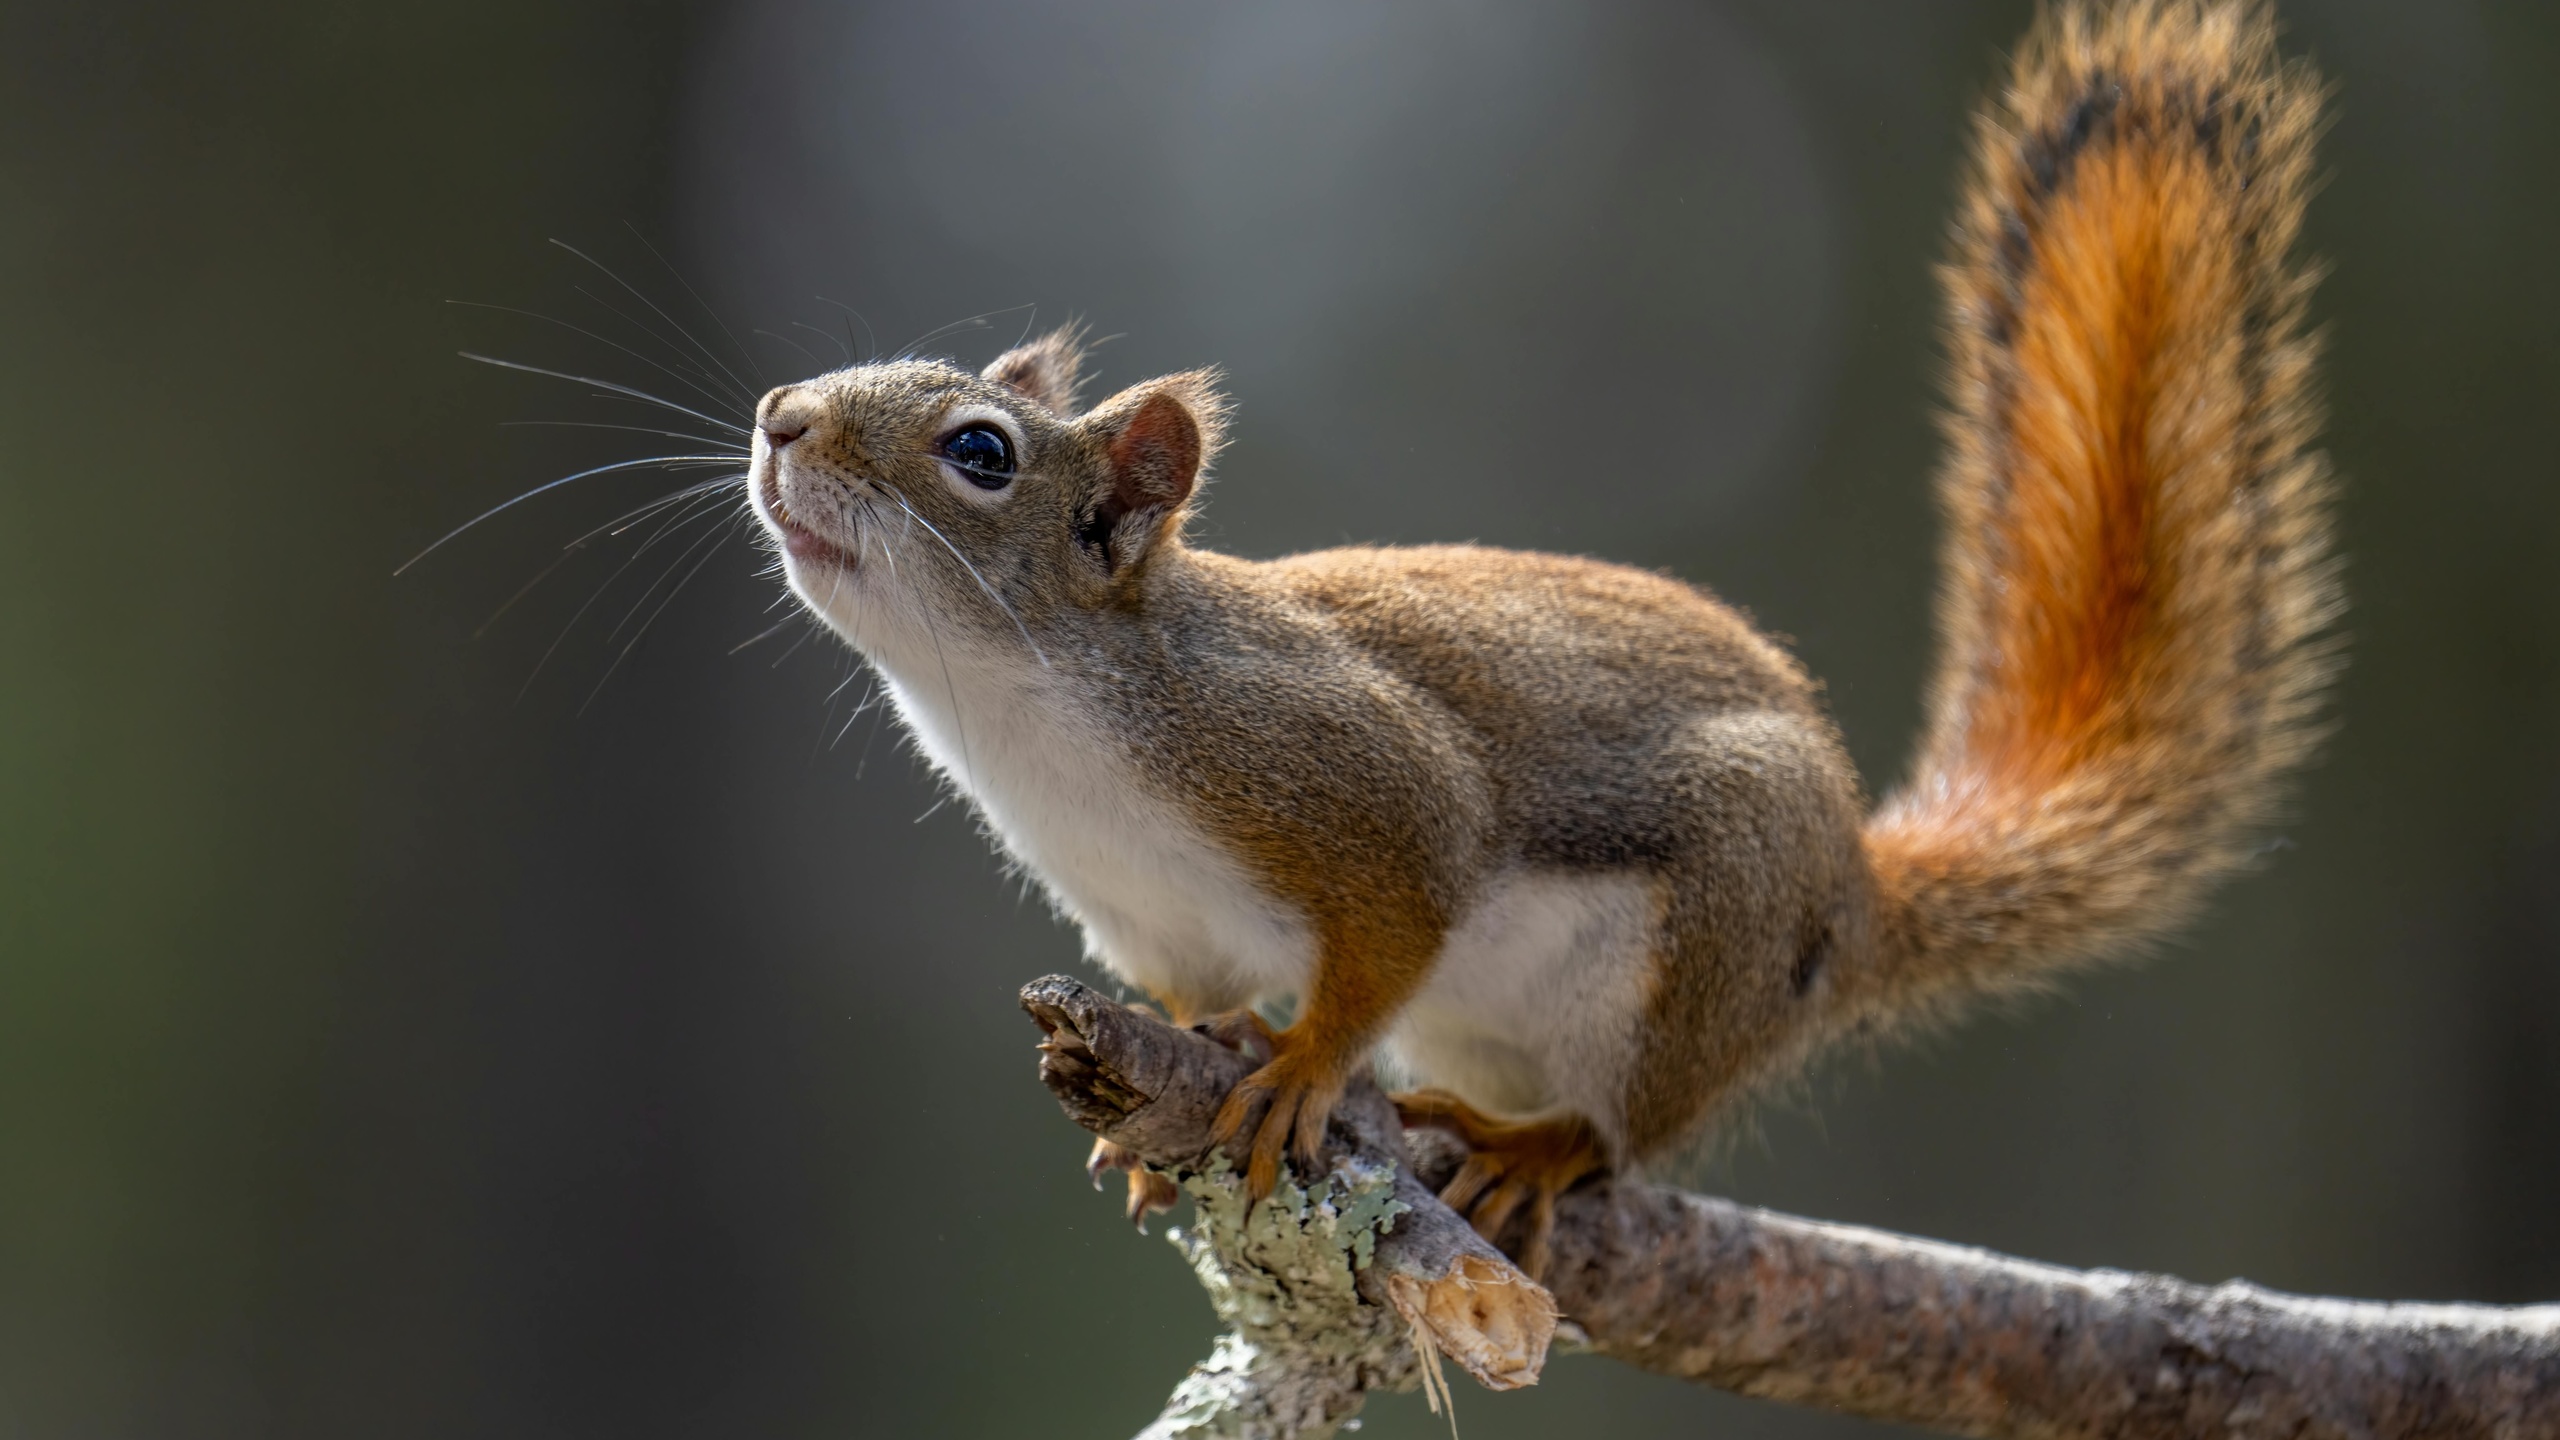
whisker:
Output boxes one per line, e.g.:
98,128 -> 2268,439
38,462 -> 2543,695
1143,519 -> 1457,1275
808,551 -> 862,764
789,320 -> 852,369
768,624 -> 814,669
851,689 -> 889,776
568,475 -> 745,549
624,222 -> 769,395
397,453 -> 742,574
472,543 -> 587,640
515,494 -> 735,702
754,328 -> 825,370
475,476 -> 744,642
619,482 -> 746,566
580,515 -> 745,714
824,518 -> 891,763
551,239 -> 761,409
933,456 -> 1014,484
606,502 -> 745,640
832,677 -> 884,750
449,299 -> 750,422
568,284 -> 756,413
892,302 -> 1036,363
814,296 -> 877,364
871,484 -> 1049,666
814,666 -> 850,757
500,419 -> 746,452
728,618 -> 796,656
823,653 -> 869,704
888,509 -> 976,793
458,352 -> 751,437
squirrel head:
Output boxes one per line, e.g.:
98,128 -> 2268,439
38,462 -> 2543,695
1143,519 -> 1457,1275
748,325 -> 1230,667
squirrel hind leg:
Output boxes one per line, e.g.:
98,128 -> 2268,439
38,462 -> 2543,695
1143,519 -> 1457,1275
1395,1091 -> 1606,1280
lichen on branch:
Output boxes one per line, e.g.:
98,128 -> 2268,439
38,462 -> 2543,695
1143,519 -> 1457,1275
1024,974 -> 2560,1440
1138,1154 -> 1417,1439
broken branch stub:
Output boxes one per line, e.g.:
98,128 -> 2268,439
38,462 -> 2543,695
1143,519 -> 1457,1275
1021,975 -> 1555,1408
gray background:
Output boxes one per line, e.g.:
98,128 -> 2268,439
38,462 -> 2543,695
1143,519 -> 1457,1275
3,1 -> 2555,1436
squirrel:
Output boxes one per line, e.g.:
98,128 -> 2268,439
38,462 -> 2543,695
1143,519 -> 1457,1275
744,0 -> 2337,1278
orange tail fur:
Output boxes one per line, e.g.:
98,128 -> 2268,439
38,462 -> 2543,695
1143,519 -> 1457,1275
1857,0 -> 2340,1025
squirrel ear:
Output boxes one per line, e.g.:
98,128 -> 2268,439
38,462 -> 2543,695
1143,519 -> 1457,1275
1074,370 -> 1230,572
983,325 -> 1090,415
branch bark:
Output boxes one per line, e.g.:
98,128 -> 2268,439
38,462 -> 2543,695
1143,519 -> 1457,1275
1021,975 -> 2560,1440
1023,975 -> 1552,1438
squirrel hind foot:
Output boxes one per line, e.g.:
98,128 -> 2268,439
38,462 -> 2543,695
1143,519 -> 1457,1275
1395,1091 -> 1606,1281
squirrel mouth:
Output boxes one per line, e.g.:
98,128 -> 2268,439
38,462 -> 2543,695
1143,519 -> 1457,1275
760,471 -> 858,570
774,511 -> 855,570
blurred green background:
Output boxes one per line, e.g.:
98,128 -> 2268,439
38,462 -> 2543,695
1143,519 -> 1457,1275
3,1 -> 2555,1435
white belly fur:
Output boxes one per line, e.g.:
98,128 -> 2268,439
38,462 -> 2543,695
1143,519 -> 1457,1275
1388,870 -> 1661,1153
885,662 -> 1657,1146
883,668 -> 1314,1011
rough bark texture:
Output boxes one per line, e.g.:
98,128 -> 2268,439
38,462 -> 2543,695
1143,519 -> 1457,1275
1022,975 -> 2560,1440
1023,976 -> 1552,1439
1538,1183 -> 2560,1440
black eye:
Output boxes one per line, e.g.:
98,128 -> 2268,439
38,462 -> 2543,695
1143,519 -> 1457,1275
939,424 -> 1015,489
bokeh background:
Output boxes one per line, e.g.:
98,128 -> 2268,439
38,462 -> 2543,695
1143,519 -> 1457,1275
4,1 -> 2556,1435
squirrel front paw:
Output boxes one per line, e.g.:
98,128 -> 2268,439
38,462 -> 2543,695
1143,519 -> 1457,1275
1208,1028 -> 1351,1203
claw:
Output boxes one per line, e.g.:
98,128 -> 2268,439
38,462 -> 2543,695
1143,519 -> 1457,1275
1468,1179 -> 1533,1247
1438,1152 -> 1499,1215
1246,1097 -> 1292,1199
1209,1032 -> 1350,1203
1391,1090 -> 1605,1281
1124,1169 -> 1180,1231
1191,1007 -> 1279,1063
1523,1183 -> 1561,1280
1208,1067 -> 1272,1147
1086,1136 -> 1180,1231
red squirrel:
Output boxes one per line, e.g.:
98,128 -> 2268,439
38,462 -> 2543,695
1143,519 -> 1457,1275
745,0 -> 2336,1277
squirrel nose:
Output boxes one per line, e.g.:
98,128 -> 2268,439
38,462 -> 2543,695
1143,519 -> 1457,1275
757,386 -> 812,449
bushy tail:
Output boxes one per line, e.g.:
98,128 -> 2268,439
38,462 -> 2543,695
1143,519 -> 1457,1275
1856,0 -> 2340,1025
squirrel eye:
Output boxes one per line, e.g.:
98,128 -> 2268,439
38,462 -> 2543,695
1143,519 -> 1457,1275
939,424 -> 1015,490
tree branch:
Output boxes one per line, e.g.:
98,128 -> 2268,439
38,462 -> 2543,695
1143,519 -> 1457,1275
1020,975 -> 2560,1440
1023,975 -> 1551,1438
